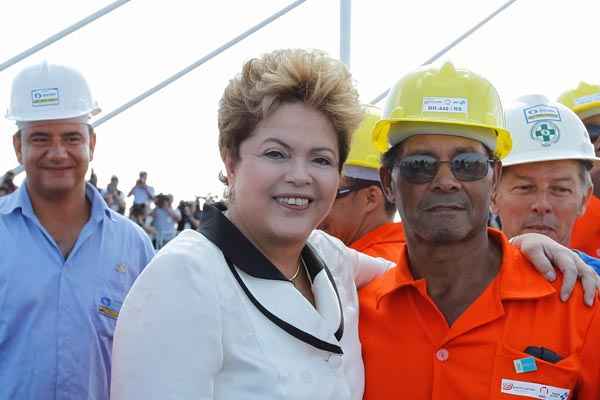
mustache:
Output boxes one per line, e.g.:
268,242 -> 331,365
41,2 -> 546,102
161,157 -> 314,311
418,194 -> 470,211
521,217 -> 559,231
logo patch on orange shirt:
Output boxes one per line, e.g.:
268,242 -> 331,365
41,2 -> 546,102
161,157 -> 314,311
501,378 -> 569,399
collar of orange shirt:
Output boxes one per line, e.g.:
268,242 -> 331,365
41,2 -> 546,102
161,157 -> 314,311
350,222 -> 405,253
373,228 -> 557,308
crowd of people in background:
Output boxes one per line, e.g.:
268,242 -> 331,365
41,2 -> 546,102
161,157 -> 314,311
92,170 -> 221,249
0,168 -> 220,250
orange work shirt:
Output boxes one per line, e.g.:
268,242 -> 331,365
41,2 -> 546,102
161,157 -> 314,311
350,222 -> 405,261
359,229 -> 600,399
571,195 -> 600,257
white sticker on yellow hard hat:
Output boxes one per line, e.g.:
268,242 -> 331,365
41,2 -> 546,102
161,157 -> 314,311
422,97 -> 468,113
31,88 -> 59,107
500,378 -> 569,399
524,105 -> 561,124
575,93 -> 600,106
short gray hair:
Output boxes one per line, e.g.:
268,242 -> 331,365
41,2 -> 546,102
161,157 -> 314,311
578,161 -> 593,191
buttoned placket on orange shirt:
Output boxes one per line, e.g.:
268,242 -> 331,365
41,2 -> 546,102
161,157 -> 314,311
359,228 -> 600,399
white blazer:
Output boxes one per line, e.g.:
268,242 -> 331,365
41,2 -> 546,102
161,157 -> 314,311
110,205 -> 392,400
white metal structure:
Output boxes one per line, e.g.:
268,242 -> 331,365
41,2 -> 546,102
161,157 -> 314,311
0,0 -> 132,72
4,0 -> 520,175
369,0 -> 518,104
93,0 -> 306,128
339,0 -> 351,68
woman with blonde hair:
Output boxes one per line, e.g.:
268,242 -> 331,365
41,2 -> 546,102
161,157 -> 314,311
110,49 -> 598,400
111,48 -> 389,400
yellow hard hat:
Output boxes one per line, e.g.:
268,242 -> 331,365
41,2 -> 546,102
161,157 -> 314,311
345,105 -> 382,170
557,82 -> 600,120
372,62 -> 512,159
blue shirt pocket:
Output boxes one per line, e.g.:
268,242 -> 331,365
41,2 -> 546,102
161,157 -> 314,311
94,272 -> 131,339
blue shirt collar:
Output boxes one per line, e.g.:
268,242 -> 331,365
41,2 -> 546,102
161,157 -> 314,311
0,181 -> 114,222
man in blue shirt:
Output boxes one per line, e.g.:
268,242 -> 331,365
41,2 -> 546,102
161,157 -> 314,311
0,61 -> 155,399
492,95 -> 600,274
151,193 -> 180,248
128,171 -> 155,208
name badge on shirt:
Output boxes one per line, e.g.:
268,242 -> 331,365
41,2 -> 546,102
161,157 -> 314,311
501,378 -> 570,399
98,296 -> 122,320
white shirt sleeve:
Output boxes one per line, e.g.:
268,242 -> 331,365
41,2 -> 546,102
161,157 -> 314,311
309,230 -> 395,288
110,237 -> 223,400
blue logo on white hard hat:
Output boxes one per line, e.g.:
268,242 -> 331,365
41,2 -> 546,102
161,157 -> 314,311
530,121 -> 560,147
523,105 -> 561,124
31,88 -> 59,107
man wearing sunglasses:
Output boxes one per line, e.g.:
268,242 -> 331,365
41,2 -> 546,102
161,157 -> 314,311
359,63 -> 600,399
559,83 -> 600,257
319,106 -> 404,261
492,95 -> 600,273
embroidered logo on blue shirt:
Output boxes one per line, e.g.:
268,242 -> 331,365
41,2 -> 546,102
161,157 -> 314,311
98,296 -> 122,320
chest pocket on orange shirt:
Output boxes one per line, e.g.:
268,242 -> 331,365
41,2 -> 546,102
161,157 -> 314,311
489,344 -> 579,399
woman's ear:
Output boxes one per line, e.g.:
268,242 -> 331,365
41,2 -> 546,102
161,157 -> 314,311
222,150 -> 237,186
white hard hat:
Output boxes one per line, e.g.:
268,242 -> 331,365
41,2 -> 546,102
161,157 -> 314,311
6,61 -> 100,123
502,94 -> 600,166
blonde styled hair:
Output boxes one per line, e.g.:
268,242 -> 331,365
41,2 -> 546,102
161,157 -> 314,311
218,48 -> 363,173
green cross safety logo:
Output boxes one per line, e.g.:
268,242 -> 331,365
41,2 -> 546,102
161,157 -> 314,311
530,121 -> 560,147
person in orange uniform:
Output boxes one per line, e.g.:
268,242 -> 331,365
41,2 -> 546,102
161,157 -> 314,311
559,83 -> 600,257
359,63 -> 600,399
319,106 -> 404,261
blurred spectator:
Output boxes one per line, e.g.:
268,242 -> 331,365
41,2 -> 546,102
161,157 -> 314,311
177,200 -> 200,232
192,197 -> 203,223
78,169 -> 225,244
151,193 -> 181,249
102,175 -> 126,214
130,203 -> 157,239
88,169 -> 98,190
128,171 -> 155,216
0,171 -> 17,195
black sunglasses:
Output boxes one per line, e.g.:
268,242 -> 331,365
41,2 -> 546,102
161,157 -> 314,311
585,124 -> 600,142
396,152 -> 495,184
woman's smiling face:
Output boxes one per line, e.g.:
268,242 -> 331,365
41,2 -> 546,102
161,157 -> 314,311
225,102 -> 340,246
